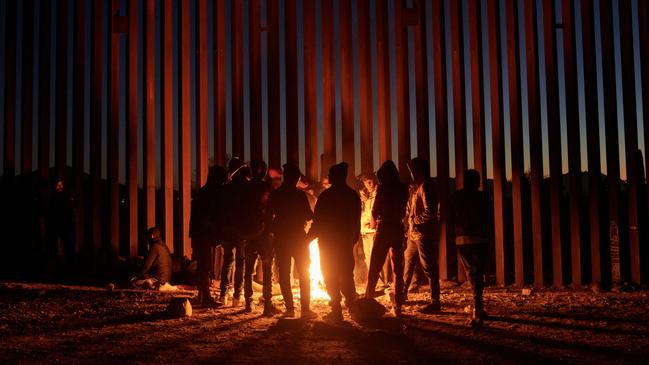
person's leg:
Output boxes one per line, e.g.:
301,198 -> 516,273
365,237 -> 390,297
258,237 -> 274,304
195,242 -> 215,301
361,233 -> 374,282
340,243 -> 358,307
319,243 -> 342,311
219,242 -> 235,298
458,244 -> 487,314
243,241 -> 259,308
294,243 -> 312,311
403,239 -> 419,294
390,242 -> 406,307
232,240 -> 246,301
417,238 -> 440,305
275,244 -> 294,311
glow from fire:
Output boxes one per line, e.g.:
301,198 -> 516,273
308,239 -> 330,300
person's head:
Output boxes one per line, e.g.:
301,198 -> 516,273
147,227 -> 163,244
328,162 -> 348,186
360,172 -> 377,192
282,163 -> 301,186
250,159 -> 268,180
407,157 -> 430,183
464,169 -> 481,191
206,165 -> 227,187
54,180 -> 65,193
376,160 -> 400,185
227,157 -> 251,181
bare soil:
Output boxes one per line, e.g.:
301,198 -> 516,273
1,281 -> 648,364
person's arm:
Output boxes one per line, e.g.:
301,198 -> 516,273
352,192 -> 362,243
300,192 -> 314,223
371,186 -> 383,224
412,182 -> 438,226
138,245 -> 159,278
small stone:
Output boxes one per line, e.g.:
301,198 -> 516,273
521,288 -> 533,296
105,283 -> 115,292
166,298 -> 193,318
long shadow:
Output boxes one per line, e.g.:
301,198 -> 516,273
517,310 -> 649,325
412,317 -> 649,363
488,314 -> 649,336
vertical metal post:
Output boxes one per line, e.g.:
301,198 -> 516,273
108,0 -> 121,255
127,0 -> 138,258
322,0 -> 336,171
303,0 -> 319,181
197,0 -> 209,186
486,0 -> 507,285
505,0 -> 525,287
39,0 -> 51,181
413,0 -> 429,159
73,0 -> 85,255
144,0 -> 156,230
56,0 -> 69,179
339,0 -> 355,174
581,0 -> 602,286
214,0 -> 226,166
432,0 -> 451,279
90,0 -> 103,252
543,0 -> 564,287
3,0 -> 16,180
267,0 -> 281,168
376,0 -> 391,164
450,0 -> 466,189
468,0 -> 486,187
162,0 -> 174,251
249,0 -> 263,161
524,0 -> 545,287
639,0 -> 649,280
394,0 -> 411,181
180,0 -> 192,257
617,0 -> 641,284
22,0 -> 35,177
232,0 -> 244,159
358,0 -> 373,174
562,0 -> 584,286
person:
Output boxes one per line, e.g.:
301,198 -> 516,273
243,159 -> 280,315
189,165 -> 227,307
404,157 -> 441,313
267,163 -> 316,319
311,162 -> 360,322
358,173 -> 376,284
451,169 -> 491,327
364,160 -> 409,317
44,177 -> 77,275
131,227 -> 172,288
218,157 -> 254,306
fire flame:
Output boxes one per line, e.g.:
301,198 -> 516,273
308,239 -> 330,300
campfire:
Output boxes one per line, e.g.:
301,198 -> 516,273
308,239 -> 330,300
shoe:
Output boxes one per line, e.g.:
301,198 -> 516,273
323,310 -> 344,322
281,308 -> 295,318
202,296 -> 223,308
300,308 -> 318,320
419,301 -> 441,314
243,301 -> 252,313
469,317 -> 484,328
263,303 -> 281,316
392,305 -> 402,318
232,297 -> 241,307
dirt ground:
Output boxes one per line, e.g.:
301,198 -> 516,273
1,281 -> 648,365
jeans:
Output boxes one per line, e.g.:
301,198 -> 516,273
366,231 -> 405,306
244,234 -> 274,305
319,241 -> 357,311
275,235 -> 311,311
220,240 -> 245,299
403,237 -> 439,303
457,243 -> 488,311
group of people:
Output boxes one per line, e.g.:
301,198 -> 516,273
138,155 -> 491,325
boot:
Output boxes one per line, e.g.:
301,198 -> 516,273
263,302 -> 281,316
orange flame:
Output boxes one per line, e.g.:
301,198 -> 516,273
308,239 -> 330,300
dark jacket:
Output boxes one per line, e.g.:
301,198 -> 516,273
139,241 -> 172,283
189,184 -> 222,246
312,184 -> 361,245
451,188 -> 491,244
267,184 -> 313,241
372,182 -> 409,239
405,178 -> 439,241
219,177 -> 261,241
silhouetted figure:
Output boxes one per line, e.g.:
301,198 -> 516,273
364,160 -> 409,317
267,163 -> 315,318
190,165 -> 227,307
218,158 -> 254,306
404,157 -> 441,313
131,227 -> 172,288
452,169 -> 491,327
243,159 -> 280,315
44,178 -> 77,276
311,162 -> 360,321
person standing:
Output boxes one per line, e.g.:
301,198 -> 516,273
451,169 -> 492,327
404,157 -> 442,313
243,159 -> 280,315
267,163 -> 315,318
189,165 -> 227,307
218,158 -> 254,306
44,178 -> 77,276
311,162 -> 360,321
364,160 -> 409,317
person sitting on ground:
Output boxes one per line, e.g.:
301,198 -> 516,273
451,169 -> 492,327
131,227 -> 172,289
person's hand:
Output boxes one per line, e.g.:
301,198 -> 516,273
370,217 -> 377,230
